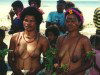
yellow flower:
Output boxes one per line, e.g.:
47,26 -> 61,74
69,10 -> 73,14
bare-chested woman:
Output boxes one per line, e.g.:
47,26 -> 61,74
8,7 -> 49,75
54,8 -> 93,75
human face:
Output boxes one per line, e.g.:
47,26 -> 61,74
66,14 -> 80,32
57,4 -> 64,13
30,2 -> 39,8
47,32 -> 56,42
13,7 -> 21,15
23,15 -> 36,31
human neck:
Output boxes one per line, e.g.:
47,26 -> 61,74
68,31 -> 80,38
57,10 -> 63,13
24,30 -> 37,39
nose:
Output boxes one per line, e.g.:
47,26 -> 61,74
26,21 -> 31,26
66,21 -> 72,26
67,21 -> 73,24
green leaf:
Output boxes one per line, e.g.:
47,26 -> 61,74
0,49 -> 9,57
45,48 -> 57,70
52,72 -> 56,75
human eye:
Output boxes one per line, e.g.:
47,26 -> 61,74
24,18 -> 28,22
30,19 -> 35,22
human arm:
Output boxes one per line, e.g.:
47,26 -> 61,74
54,35 -> 66,68
27,36 -> 49,75
9,9 -> 15,24
40,37 -> 49,69
8,34 -> 24,75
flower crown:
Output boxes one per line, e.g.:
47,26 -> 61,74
66,8 -> 84,23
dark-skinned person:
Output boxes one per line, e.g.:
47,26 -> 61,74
8,0 -> 24,34
46,0 -> 65,35
54,8 -> 93,75
8,6 -> 49,75
89,7 -> 100,75
0,29 -> 8,75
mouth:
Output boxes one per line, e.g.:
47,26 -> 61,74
24,26 -> 31,29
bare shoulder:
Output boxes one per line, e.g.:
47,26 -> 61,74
39,34 -> 49,43
39,34 -> 49,52
80,35 -> 91,47
80,35 -> 90,42
57,34 -> 67,42
10,32 -> 22,42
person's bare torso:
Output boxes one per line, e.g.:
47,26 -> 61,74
58,35 -> 85,75
13,32 -> 42,71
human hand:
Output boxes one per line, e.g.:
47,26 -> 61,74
9,9 -> 15,19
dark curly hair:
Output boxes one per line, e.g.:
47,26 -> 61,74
28,0 -> 41,8
65,8 -> 84,31
11,0 -> 23,9
45,26 -> 60,37
64,1 -> 75,9
0,29 -> 5,39
20,6 -> 43,32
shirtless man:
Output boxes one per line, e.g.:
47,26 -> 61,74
8,7 -> 49,75
54,8 -> 93,75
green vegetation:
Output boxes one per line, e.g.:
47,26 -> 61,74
45,48 -> 57,70
0,49 -> 9,57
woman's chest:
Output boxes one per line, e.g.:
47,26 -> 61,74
59,38 -> 84,57
15,39 -> 42,57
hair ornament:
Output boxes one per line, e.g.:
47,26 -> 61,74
69,10 -> 73,14
66,8 -> 83,23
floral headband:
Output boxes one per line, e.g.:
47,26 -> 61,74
65,8 -> 84,23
